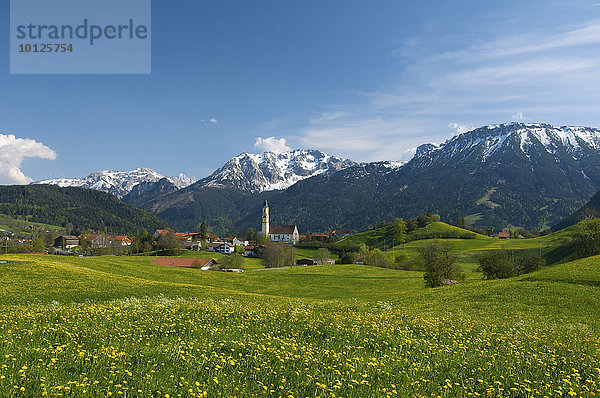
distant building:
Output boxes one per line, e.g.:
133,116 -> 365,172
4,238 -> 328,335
297,258 -> 335,266
331,230 -> 352,237
107,235 -> 132,246
244,245 -> 257,257
261,201 -> 299,244
309,233 -> 329,242
498,232 -> 510,239
54,235 -> 80,249
153,229 -> 169,238
82,234 -> 112,249
216,242 -> 235,254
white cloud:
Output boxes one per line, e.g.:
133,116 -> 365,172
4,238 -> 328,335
300,116 -> 439,162
209,118 -> 218,124
512,111 -> 525,120
448,123 -> 474,134
478,20 -> 600,57
0,134 -> 57,185
254,136 -> 291,153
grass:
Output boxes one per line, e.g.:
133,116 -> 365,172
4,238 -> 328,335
1,238 -> 600,397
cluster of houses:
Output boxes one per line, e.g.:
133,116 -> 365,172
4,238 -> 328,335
54,234 -> 132,250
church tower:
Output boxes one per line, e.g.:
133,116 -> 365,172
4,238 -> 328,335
261,200 -> 270,236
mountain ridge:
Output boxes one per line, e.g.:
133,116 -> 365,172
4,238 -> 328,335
33,168 -> 196,199
131,122 -> 600,233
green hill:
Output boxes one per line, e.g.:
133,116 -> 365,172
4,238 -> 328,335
0,185 -> 169,235
341,221 -> 486,248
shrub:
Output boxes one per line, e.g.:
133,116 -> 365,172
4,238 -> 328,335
478,250 -> 516,279
417,241 -> 462,287
365,249 -> 391,268
573,218 -> 600,259
518,254 -> 546,274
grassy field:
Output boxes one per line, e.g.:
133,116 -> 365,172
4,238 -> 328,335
1,247 -> 600,397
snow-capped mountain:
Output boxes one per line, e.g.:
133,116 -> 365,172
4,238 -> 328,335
411,122 -> 600,169
124,122 -> 600,232
199,149 -> 358,192
34,168 -> 196,199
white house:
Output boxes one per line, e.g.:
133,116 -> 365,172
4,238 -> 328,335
216,242 -> 235,254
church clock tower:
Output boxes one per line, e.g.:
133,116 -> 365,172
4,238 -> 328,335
261,200 -> 270,236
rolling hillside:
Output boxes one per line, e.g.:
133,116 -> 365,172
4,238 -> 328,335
1,252 -> 600,396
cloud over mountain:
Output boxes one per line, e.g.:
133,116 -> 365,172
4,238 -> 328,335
0,134 -> 56,185
254,137 -> 291,154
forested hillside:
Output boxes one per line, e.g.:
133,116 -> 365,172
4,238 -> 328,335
0,185 -> 169,234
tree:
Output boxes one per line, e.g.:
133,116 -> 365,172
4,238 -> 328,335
573,218 -> 600,258
262,242 -> 285,268
157,231 -> 181,253
219,254 -> 244,270
31,236 -> 45,252
316,248 -> 332,265
417,240 -> 461,287
365,248 -> 391,267
245,227 -> 256,242
393,218 -> 407,244
478,250 -> 516,279
199,221 -> 207,240
339,251 -> 357,264
518,254 -> 545,274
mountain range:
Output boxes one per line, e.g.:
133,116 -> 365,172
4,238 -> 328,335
29,122 -> 600,234
34,168 -> 196,199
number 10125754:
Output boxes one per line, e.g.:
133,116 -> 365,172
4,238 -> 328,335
19,43 -> 73,53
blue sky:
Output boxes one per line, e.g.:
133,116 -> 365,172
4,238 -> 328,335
2,0 -> 600,184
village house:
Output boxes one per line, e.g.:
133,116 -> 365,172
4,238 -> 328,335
297,258 -> 335,266
216,242 -> 235,254
261,201 -> 299,244
107,235 -> 132,246
206,242 -> 222,252
81,234 -> 113,249
498,232 -> 510,239
309,233 -> 329,242
244,245 -> 257,257
224,237 -> 249,247
54,235 -> 80,249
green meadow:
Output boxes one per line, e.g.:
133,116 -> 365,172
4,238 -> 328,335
1,228 -> 599,397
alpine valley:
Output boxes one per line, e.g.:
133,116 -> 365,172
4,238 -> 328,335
31,123 -> 600,234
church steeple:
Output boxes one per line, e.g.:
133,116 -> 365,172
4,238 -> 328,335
261,200 -> 270,236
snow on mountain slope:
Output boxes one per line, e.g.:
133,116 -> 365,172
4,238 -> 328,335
34,168 -> 196,199
200,149 -> 359,192
412,123 -> 600,167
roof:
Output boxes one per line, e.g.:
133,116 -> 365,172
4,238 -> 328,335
498,232 -> 510,238
151,257 -> 216,268
310,233 -> 329,237
269,225 -> 297,234
154,229 -> 169,236
58,235 -> 79,240
244,245 -> 255,250
107,235 -> 130,241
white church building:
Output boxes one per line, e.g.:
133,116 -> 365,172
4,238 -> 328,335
261,200 -> 299,244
